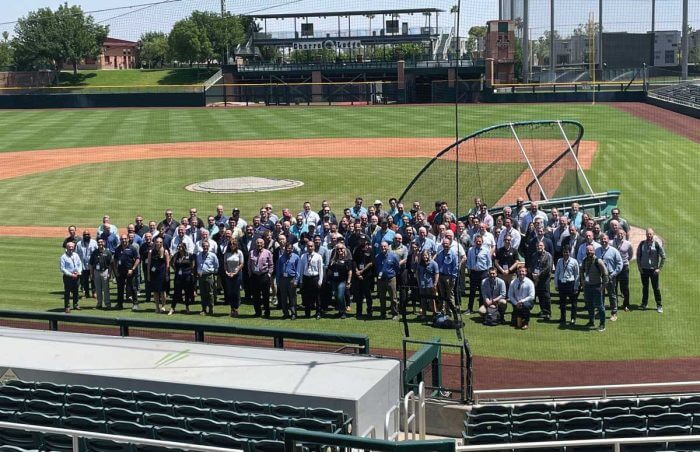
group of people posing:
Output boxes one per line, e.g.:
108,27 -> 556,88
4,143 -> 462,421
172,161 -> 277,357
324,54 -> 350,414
59,197 -> 666,332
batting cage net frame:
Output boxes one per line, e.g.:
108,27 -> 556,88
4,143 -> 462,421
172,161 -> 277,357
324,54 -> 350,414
399,120 -> 594,218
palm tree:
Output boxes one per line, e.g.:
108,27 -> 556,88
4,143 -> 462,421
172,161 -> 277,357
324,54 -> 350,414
1,31 -> 8,42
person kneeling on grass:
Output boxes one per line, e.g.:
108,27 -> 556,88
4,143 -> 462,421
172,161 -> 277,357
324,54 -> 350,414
478,267 -> 507,323
508,266 -> 535,330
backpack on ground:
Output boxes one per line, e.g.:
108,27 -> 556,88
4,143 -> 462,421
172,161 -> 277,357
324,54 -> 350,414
483,305 -> 502,326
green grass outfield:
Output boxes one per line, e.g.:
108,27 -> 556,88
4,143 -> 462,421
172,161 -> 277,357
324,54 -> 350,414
57,68 -> 218,87
0,103 -> 698,361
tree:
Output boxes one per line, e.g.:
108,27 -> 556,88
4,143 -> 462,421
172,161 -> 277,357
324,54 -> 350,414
139,31 -> 169,68
533,30 -> 561,66
168,18 -> 209,66
466,25 -> 487,58
12,4 -> 107,76
0,31 -> 11,68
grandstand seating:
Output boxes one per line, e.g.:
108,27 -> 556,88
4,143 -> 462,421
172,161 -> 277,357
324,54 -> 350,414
463,395 -> 700,450
0,379 -> 353,452
649,82 -> 700,107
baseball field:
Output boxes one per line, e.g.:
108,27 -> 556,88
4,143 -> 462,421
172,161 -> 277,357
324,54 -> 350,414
0,102 -> 698,383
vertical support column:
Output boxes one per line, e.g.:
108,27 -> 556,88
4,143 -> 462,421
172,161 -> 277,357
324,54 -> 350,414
522,0 -> 530,82
311,71 -> 323,103
681,0 -> 689,80
651,0 -> 656,33
598,0 -> 603,68
397,60 -> 406,89
550,0 -> 555,79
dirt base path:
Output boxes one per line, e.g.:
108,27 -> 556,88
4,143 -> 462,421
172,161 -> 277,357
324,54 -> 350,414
610,102 -> 700,143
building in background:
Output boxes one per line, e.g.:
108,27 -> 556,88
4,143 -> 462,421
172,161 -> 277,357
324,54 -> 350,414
78,37 -> 138,70
653,30 -> 681,67
484,20 -> 515,84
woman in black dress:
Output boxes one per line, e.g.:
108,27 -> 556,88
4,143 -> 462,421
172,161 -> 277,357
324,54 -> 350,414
147,237 -> 170,313
169,242 -> 195,315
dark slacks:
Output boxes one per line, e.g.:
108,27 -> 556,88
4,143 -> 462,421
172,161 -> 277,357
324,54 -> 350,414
534,275 -> 552,317
468,270 -> 487,312
301,275 -> 321,317
79,269 -> 93,297
640,268 -> 662,308
223,274 -> 242,310
116,269 -> 138,306
199,274 -> 216,313
63,275 -> 79,309
616,265 -> 630,309
250,273 -> 271,316
278,276 -> 297,317
171,276 -> 194,309
557,281 -> 577,321
353,275 -> 374,316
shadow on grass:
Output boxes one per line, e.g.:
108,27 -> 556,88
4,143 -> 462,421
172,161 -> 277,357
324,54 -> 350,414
57,72 -> 97,86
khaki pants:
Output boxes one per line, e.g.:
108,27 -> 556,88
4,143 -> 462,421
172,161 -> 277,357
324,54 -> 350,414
377,277 -> 397,317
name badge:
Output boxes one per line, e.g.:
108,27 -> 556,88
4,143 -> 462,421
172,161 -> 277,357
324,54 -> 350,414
585,275 -> 590,283
359,264 -> 364,270
177,270 -> 182,276
333,272 -> 339,277
283,272 -> 288,278
151,266 -> 156,272
378,272 -> 383,279
95,264 -> 100,271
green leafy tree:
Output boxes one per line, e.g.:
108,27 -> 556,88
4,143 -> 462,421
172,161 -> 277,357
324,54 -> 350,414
0,31 -> 11,68
533,30 -> 562,66
139,31 -> 169,68
168,18 -> 210,66
12,4 -> 107,77
466,25 -> 487,58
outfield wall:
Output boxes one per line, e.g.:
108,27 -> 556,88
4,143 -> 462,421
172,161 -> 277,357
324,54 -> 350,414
0,92 -> 206,109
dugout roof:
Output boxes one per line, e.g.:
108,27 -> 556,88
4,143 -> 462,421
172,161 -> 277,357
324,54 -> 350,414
247,8 -> 443,20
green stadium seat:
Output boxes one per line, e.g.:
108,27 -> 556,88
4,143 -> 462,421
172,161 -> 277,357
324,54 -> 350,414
168,394 -> 200,407
250,414 -> 291,429
648,424 -> 691,437
464,431 -> 510,445
630,405 -> 668,416
598,399 -> 636,410
107,421 -> 153,439
136,402 -> 173,416
553,409 -> 591,420
64,403 -> 103,420
511,410 -> 550,421
3,381 -> 34,390
557,428 -> 603,440
289,417 -> 334,433
61,416 -> 106,433
592,406 -> 629,418
172,405 -> 210,419
228,422 -> 275,440
512,403 -> 553,415
104,408 -> 143,423
0,427 -> 39,449
467,420 -> 510,436
200,397 -> 231,411
672,402 -> 700,416
211,410 -> 249,423
512,418 -> 556,434
25,400 -> 63,416
306,407 -> 344,426
0,396 -> 25,412
30,389 -> 64,403
185,417 -> 229,434
470,404 -> 511,416
603,414 -> 647,438
0,446 -> 29,452
67,385 -> 101,397
134,446 -> 186,452
558,416 -> 602,432
679,395 -> 700,405
133,391 -> 168,404
17,412 -> 61,428
248,439 -> 285,452
0,387 -> 30,399
102,398 -> 138,411
34,382 -> 66,394
153,426 -> 200,444
100,388 -> 133,400
639,396 -> 678,407
511,429 -> 557,443
143,413 -> 186,429
235,401 -> 269,415
65,392 -> 101,406
648,413 -> 691,430
40,433 -> 73,452
81,438 -> 133,452
200,432 -> 248,449
0,409 -> 16,422
269,404 -> 306,419
465,411 -> 510,424
554,400 -> 595,412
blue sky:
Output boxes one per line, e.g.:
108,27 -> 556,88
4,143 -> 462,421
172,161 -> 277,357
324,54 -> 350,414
0,0 -> 697,41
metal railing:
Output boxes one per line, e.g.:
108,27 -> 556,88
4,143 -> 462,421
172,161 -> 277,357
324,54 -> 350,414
0,310 -> 370,354
647,91 -> 700,109
473,380 -> 700,404
457,435 -> 700,451
0,421 -> 244,452
285,427 -> 456,451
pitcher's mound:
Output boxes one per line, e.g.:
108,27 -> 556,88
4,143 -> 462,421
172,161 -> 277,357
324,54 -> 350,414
185,177 -> 304,193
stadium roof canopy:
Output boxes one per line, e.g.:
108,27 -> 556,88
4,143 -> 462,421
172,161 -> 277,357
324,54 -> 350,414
248,8 -> 444,20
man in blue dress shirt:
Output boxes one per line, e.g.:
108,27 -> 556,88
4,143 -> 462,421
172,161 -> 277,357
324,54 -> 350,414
59,242 -> 83,313
276,242 -> 300,319
435,237 -> 459,318
375,241 -> 401,320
